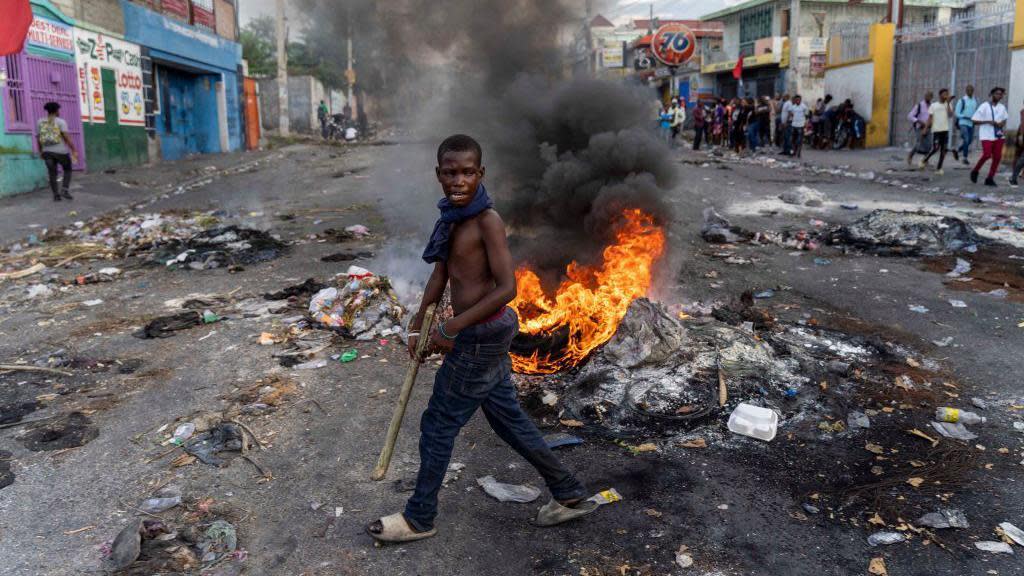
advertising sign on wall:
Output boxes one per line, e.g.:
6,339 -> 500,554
602,42 -> 624,68
73,29 -> 145,126
27,16 -> 74,54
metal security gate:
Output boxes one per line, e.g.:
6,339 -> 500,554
891,2 -> 1014,146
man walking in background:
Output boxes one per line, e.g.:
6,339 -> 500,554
907,91 -> 932,168
955,85 -> 977,165
692,101 -> 706,151
787,94 -> 809,158
36,102 -> 77,202
317,100 -> 329,139
922,89 -> 953,174
970,87 -> 1008,187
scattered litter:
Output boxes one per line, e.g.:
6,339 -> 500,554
321,250 -> 374,262
197,519 -> 237,563
135,312 -> 202,339
813,257 -> 832,266
339,349 -> 358,363
679,438 -> 708,449
930,421 -> 977,441
102,519 -> 142,571
26,284 -> 54,299
975,541 -> 1014,554
780,185 -> 825,207
701,207 -> 749,244
184,423 -> 244,467
543,433 -> 583,450
868,557 -> 887,576
970,397 -> 988,410
932,337 -> 954,347
344,224 -> 371,237
171,423 -> 196,445
587,488 -> 622,506
728,403 -> 778,441
847,411 -> 871,430
840,204 -> 859,211
82,299 -> 103,307
753,289 -> 774,299
140,489 -> 183,514
831,210 -> 981,255
946,258 -> 972,278
153,225 -> 286,270
867,531 -> 906,546
293,359 -> 328,370
948,299 -> 967,308
935,407 -> 986,425
802,503 -> 820,515
908,305 -> 929,313
309,266 -> 405,340
999,522 -> 1024,546
476,475 -> 541,503
916,509 -> 969,529
675,544 -> 694,569
541,391 -> 559,407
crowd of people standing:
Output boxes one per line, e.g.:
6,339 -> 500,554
683,93 -> 864,158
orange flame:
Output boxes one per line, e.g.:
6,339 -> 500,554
510,209 -> 666,374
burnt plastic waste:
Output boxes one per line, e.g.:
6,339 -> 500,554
184,423 -> 244,467
135,311 -> 202,339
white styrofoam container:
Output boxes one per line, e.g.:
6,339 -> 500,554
727,403 -> 779,441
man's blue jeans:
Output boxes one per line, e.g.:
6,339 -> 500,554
747,121 -> 760,151
959,124 -> 974,159
404,308 -> 585,531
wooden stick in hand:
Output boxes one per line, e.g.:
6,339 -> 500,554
371,303 -> 437,481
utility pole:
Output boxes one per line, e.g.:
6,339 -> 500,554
347,2 -> 354,109
585,0 -> 594,74
789,0 -> 800,96
275,0 -> 289,136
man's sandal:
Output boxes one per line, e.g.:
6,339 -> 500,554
366,513 -> 437,543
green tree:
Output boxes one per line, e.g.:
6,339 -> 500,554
241,16 -> 277,77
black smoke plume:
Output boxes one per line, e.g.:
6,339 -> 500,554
296,0 -> 676,283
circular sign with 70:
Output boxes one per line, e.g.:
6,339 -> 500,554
652,23 -> 697,67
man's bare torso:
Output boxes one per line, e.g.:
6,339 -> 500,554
447,209 -> 497,315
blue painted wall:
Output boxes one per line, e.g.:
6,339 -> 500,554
121,0 -> 242,158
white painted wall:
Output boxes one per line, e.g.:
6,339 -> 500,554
1008,49 -> 1024,131
824,61 -> 874,121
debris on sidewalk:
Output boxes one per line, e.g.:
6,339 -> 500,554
154,226 -> 286,270
780,185 -> 825,207
867,531 -> 905,546
135,311 -> 203,339
974,541 -> 1014,554
999,522 -> 1024,546
916,509 -> 969,529
184,423 -> 244,467
701,207 -> 751,244
19,412 -> 98,451
476,475 -> 542,503
830,210 -> 981,255
308,266 -> 405,339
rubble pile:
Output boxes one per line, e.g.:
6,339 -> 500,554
551,298 -> 917,437
830,210 -> 982,255
308,266 -> 406,340
150,225 -> 286,270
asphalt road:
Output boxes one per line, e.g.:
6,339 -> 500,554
0,140 -> 1021,575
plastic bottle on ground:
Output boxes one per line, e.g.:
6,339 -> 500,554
935,407 -> 986,425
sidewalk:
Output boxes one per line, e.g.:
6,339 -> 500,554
0,149 -> 277,246
716,143 -> 1022,192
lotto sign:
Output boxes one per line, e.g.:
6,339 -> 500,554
72,29 -> 145,126
652,23 -> 696,67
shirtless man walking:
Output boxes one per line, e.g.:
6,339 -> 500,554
367,134 -> 592,543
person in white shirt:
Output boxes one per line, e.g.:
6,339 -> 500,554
921,88 -> 954,174
970,86 -> 1008,187
786,94 -> 810,158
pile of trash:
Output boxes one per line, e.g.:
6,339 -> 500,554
308,266 -> 406,340
779,185 -> 826,207
51,211 -> 221,254
551,297 -> 920,437
830,210 -> 982,255
150,225 -> 286,270
700,208 -> 822,251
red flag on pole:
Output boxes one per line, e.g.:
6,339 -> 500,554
732,55 -> 744,80
0,0 -> 34,56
